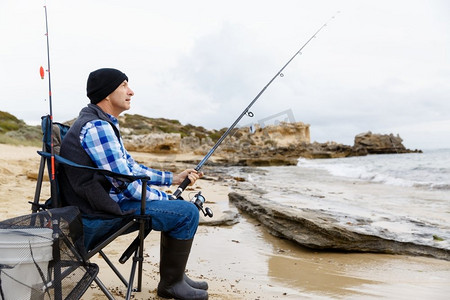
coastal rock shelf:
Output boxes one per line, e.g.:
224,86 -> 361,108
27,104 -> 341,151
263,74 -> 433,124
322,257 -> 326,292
228,192 -> 450,261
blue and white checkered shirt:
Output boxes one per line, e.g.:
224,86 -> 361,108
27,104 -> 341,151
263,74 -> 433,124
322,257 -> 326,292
80,114 -> 173,202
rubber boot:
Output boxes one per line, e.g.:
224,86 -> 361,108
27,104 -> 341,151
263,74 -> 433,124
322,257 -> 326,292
157,233 -> 208,300
184,273 -> 208,290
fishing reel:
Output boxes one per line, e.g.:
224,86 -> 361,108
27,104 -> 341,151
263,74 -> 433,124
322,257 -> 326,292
190,191 -> 213,218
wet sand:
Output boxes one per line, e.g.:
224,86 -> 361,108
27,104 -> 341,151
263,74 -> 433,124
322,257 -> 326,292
1,144 -> 450,299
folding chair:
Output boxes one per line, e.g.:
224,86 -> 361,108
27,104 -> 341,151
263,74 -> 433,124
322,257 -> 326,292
31,115 -> 152,300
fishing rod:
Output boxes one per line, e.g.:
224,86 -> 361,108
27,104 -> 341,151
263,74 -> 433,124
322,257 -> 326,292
172,13 -> 339,209
41,5 -> 57,192
43,5 -> 55,179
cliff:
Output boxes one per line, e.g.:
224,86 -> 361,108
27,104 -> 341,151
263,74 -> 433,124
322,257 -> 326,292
120,115 -> 421,166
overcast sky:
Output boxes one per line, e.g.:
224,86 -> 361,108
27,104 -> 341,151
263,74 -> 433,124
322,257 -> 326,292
1,0 -> 449,150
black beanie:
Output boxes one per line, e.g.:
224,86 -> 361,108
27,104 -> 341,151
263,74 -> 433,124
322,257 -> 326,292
86,68 -> 129,104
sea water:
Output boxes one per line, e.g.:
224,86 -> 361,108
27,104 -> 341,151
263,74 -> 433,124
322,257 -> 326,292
299,148 -> 450,191
230,149 -> 450,248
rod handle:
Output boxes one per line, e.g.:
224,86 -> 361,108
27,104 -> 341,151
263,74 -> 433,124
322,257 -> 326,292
172,177 -> 191,198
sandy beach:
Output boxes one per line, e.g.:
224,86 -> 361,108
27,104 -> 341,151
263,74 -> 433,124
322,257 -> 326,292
1,143 -> 450,299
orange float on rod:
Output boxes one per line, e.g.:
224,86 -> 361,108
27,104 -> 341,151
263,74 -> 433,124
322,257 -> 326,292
40,66 -> 45,79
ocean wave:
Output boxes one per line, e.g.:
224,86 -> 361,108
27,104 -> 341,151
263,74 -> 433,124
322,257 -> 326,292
297,151 -> 450,190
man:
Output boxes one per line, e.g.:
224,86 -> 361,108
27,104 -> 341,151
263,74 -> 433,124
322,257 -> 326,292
59,68 -> 208,300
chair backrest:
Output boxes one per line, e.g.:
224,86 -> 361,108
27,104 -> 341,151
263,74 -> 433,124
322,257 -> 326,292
41,114 -> 70,156
35,114 -> 150,211
32,115 -> 70,210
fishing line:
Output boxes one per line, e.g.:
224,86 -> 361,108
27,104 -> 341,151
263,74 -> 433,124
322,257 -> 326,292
172,12 -> 340,200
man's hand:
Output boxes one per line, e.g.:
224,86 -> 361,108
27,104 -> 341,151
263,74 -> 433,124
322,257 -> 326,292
172,169 -> 203,186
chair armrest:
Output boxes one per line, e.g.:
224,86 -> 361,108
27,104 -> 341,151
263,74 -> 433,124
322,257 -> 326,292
37,151 -> 150,183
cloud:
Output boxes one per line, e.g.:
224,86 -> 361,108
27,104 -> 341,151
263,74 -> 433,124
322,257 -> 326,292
1,0 -> 449,150
389,120 -> 450,150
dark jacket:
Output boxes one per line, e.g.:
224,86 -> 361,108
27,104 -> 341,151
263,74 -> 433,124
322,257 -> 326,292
59,104 -> 133,217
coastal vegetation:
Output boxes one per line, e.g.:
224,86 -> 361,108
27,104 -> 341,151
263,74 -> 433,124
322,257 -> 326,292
119,114 -> 227,140
0,111 -> 226,147
0,111 -> 41,146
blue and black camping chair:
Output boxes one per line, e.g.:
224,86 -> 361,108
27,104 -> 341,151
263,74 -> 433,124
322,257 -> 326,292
31,115 -> 152,300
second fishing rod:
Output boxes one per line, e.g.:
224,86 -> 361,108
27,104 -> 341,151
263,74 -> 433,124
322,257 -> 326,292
172,13 -> 339,213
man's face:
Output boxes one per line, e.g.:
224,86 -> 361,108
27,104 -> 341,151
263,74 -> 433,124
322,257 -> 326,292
107,80 -> 134,114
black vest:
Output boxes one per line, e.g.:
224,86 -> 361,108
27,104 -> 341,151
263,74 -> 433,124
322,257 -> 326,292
59,104 -> 133,217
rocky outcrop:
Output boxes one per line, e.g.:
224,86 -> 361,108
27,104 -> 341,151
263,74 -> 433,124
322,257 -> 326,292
228,192 -> 450,260
211,122 -> 310,166
123,133 -> 182,153
117,114 -> 421,166
290,141 -> 366,159
354,131 -> 421,154
124,121 -> 314,166
123,131 -> 423,165
123,129 -> 421,166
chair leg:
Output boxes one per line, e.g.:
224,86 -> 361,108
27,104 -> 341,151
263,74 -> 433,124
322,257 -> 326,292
126,222 -> 146,299
32,154 -> 47,213
93,225 -> 147,300
137,220 -> 146,292
119,228 -> 151,264
125,250 -> 141,300
99,250 -> 129,287
94,276 -> 115,300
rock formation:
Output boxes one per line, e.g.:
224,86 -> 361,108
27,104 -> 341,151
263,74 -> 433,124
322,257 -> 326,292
353,131 -> 420,154
124,133 -> 182,153
116,114 -> 421,166
228,192 -> 450,261
209,122 -> 311,166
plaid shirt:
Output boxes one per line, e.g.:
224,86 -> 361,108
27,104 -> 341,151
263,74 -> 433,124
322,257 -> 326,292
80,114 -> 172,202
